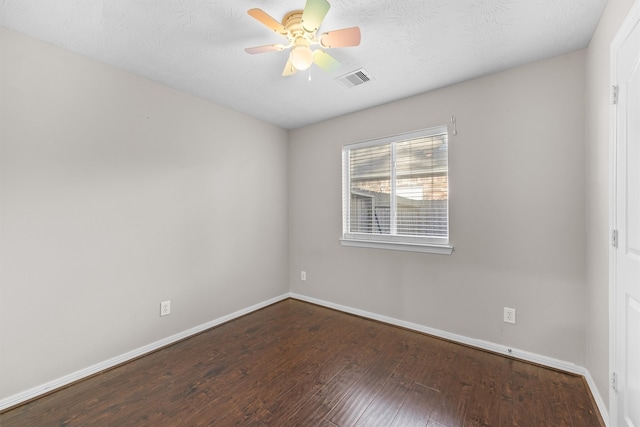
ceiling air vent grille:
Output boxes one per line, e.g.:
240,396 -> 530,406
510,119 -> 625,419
336,68 -> 372,88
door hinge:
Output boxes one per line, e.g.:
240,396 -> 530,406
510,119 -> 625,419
611,372 -> 617,392
612,229 -> 619,248
612,85 -> 619,105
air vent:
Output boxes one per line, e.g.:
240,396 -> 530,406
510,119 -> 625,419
336,68 -> 372,88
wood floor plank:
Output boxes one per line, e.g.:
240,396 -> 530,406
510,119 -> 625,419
502,359 -> 543,427
462,351 -> 503,426
353,373 -> 409,426
525,362 -> 572,427
0,299 -> 605,427
389,383 -> 439,426
189,303 -> 346,424
285,321 -> 402,425
357,337 -> 439,426
325,336 -> 410,425
257,317 -> 372,423
286,362 -> 366,426
425,348 -> 472,426
558,370 -> 604,427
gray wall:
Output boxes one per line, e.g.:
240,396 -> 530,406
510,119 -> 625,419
0,27 -> 289,399
585,0 -> 636,409
289,50 -> 588,365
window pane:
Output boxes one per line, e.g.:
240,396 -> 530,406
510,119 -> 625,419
349,144 -> 391,234
395,134 -> 448,237
342,126 -> 449,247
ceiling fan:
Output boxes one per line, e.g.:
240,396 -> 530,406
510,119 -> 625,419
244,0 -> 361,77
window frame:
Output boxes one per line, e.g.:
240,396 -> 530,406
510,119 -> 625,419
341,126 -> 453,255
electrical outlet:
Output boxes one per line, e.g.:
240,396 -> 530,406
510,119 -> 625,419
504,307 -> 516,324
301,271 -> 306,281
160,300 -> 171,317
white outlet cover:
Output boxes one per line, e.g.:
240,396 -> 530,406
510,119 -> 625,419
160,300 -> 171,317
504,307 -> 516,324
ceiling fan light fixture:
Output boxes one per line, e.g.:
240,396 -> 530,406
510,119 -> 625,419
290,42 -> 314,71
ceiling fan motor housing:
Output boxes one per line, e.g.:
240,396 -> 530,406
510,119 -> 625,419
284,11 -> 313,40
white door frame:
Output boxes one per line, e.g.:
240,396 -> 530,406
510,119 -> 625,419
610,1 -> 640,425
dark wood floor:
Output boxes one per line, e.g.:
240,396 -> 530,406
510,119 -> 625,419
1,299 -> 603,426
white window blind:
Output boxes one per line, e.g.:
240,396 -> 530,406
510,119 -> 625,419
342,126 -> 451,253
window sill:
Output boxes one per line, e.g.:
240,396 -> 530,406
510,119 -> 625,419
339,238 -> 454,255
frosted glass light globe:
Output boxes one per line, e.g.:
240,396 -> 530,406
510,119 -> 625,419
290,45 -> 313,70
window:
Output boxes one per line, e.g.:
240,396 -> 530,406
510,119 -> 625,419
341,126 -> 453,254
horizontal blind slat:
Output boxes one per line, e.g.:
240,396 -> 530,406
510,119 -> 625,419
345,127 -> 449,241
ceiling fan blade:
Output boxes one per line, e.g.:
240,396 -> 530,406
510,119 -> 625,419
301,0 -> 330,33
320,27 -> 361,48
248,8 -> 288,35
313,49 -> 340,73
282,59 -> 297,76
245,44 -> 286,54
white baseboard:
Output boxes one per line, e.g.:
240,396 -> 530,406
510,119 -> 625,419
289,293 -> 610,426
0,293 -> 289,412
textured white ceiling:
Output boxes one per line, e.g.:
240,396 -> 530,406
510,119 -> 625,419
1,0 -> 607,129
